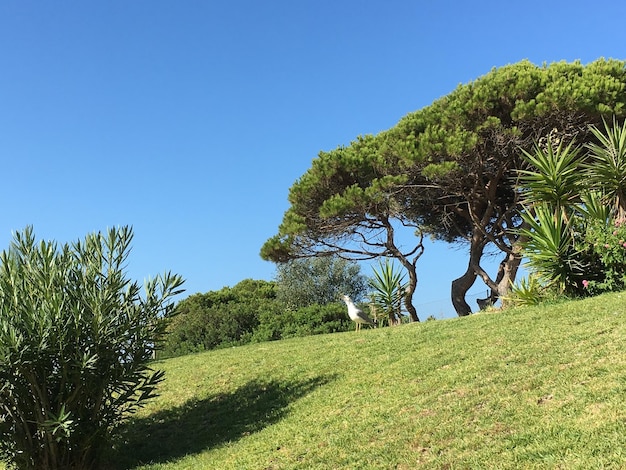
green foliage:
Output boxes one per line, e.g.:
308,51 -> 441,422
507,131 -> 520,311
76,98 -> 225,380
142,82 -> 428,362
519,203 -> 584,293
161,272 -> 359,358
275,257 -> 368,308
421,161 -> 460,180
578,217 -> 626,295
0,227 -> 184,470
252,303 -> 351,342
518,117 -> 626,298
518,138 -> 583,217
577,190 -> 612,222
368,258 -> 406,325
160,280 -> 277,358
505,274 -> 550,307
517,136 -> 587,294
585,117 -> 626,217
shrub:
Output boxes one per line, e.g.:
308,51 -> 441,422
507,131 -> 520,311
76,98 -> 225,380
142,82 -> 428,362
0,227 -> 184,470
577,217 -> 626,295
520,202 -> 586,294
161,302 -> 264,356
160,280 -> 278,357
517,118 -> 626,299
162,277 -> 359,357
252,302 -> 351,342
505,274 -> 556,307
295,303 -> 352,335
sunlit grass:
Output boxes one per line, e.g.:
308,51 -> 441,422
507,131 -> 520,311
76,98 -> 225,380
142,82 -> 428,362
102,291 -> 626,467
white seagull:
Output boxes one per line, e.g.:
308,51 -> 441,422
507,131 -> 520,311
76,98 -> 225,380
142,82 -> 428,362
341,295 -> 373,332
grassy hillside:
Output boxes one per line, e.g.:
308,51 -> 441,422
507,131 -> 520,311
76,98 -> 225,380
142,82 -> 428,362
107,292 -> 626,469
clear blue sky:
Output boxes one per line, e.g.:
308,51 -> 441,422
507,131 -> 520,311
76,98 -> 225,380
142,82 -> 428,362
1,1 -> 625,318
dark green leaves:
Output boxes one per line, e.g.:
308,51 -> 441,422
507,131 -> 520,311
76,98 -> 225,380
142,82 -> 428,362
0,226 -> 184,470
519,203 -> 583,291
276,257 -> 368,308
586,117 -> 626,218
369,258 -> 406,325
518,138 -> 583,217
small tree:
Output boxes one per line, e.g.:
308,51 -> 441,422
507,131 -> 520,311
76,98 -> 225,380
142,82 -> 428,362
369,258 -> 408,325
264,59 -> 626,317
0,226 -> 184,470
275,257 -> 368,309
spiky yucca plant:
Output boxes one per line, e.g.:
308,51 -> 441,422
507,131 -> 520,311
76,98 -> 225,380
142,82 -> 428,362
369,258 -> 406,326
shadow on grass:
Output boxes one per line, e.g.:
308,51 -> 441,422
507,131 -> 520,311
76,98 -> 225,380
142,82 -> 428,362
107,374 -> 336,468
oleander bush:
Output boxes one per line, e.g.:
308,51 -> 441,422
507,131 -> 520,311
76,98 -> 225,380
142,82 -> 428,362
0,227 -> 183,470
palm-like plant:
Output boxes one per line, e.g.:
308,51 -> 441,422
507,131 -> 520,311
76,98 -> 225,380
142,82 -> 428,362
505,273 -> 547,307
517,136 -> 590,294
517,118 -> 626,298
518,138 -> 583,222
369,258 -> 406,326
519,202 -> 584,292
577,190 -> 612,223
586,117 -> 626,220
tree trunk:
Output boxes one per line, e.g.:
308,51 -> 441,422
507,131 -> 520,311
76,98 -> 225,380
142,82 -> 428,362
403,264 -> 420,322
380,216 -> 423,322
472,224 -> 528,308
451,268 -> 477,316
451,231 -> 485,316
492,240 -> 525,306
476,251 -> 522,309
496,255 -> 517,298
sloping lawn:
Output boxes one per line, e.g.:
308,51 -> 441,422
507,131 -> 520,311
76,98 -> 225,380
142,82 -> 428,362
106,292 -> 626,468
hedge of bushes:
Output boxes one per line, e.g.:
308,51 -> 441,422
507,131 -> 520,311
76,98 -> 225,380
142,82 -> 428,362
158,279 -> 354,358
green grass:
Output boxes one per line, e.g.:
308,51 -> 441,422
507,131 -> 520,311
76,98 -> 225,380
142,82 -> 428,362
104,292 -> 626,468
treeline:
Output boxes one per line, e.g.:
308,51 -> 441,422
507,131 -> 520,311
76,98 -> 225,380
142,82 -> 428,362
159,258 -> 369,358
159,279 -> 351,358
